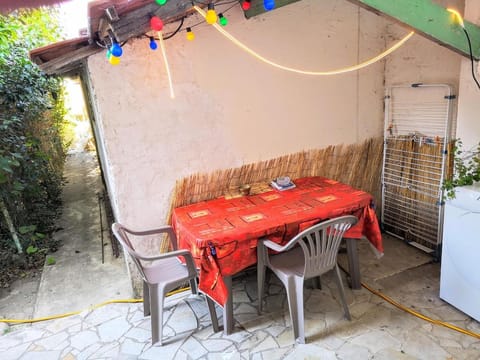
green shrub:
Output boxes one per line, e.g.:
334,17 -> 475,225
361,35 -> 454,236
0,8 -> 68,287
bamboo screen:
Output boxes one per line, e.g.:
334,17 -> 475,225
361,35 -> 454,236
167,137 -> 383,226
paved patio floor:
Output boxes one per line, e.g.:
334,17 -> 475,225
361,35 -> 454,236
1,234 -> 479,359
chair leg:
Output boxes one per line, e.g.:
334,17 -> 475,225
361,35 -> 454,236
143,281 -> 150,316
334,265 -> 351,321
149,283 -> 164,345
257,264 -> 266,314
189,277 -> 198,295
205,295 -> 220,333
285,275 -> 305,344
257,245 -> 267,314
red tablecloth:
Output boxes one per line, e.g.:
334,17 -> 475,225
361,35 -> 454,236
172,177 -> 382,305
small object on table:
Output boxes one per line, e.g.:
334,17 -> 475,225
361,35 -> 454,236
271,176 -> 296,191
239,184 -> 251,196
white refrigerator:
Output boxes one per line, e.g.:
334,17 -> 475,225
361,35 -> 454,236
440,183 -> 480,321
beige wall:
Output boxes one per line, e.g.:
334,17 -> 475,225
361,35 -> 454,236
385,0 -> 463,90
86,0 -> 464,228
457,0 -> 480,152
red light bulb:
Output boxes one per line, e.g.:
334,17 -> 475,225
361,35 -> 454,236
242,0 -> 251,11
150,16 -> 163,31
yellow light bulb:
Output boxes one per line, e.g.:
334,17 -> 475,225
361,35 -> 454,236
109,55 -> 120,65
186,27 -> 195,41
447,8 -> 465,28
206,9 -> 217,24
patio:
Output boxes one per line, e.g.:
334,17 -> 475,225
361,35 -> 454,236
2,234 -> 479,359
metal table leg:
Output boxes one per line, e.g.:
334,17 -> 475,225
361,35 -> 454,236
345,238 -> 361,290
223,275 -> 234,335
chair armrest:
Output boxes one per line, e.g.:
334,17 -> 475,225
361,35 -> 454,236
135,249 -> 192,262
260,239 -> 294,252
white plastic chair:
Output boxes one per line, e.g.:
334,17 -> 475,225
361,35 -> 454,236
257,215 -> 358,344
112,223 -> 219,345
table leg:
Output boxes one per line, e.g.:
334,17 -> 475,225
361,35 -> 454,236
223,275 -> 234,335
345,238 -> 361,290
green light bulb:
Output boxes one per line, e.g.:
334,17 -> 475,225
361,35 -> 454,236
155,0 -> 167,5
219,14 -> 228,26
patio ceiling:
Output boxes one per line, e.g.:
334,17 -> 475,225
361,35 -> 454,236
29,0 -> 480,76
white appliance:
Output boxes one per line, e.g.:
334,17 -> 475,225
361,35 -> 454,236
440,183 -> 480,321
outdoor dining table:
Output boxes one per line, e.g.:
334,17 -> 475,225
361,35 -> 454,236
171,176 -> 383,334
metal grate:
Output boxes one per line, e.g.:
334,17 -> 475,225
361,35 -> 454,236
381,84 -> 455,258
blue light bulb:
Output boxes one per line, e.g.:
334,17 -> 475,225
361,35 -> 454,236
264,0 -> 275,11
149,37 -> 157,50
111,43 -> 123,57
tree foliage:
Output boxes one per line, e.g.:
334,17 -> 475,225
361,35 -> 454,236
0,8 -> 67,286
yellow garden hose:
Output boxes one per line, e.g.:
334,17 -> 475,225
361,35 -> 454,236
1,281 -> 479,341
361,281 -> 480,340
0,286 -> 189,325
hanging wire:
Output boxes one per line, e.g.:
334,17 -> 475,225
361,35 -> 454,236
462,28 -> 480,90
163,16 -> 185,40
194,5 -> 414,76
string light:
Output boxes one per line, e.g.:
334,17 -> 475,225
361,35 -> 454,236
150,16 -> 174,98
186,27 -> 195,41
205,3 -> 217,25
219,13 -> 228,27
447,8 -> 465,28
110,42 -> 123,57
150,16 -> 164,31
447,8 -> 480,89
264,0 -> 275,11
193,5 -> 414,76
155,0 -> 167,5
242,0 -> 251,11
158,33 -> 175,98
149,36 -> 158,50
109,55 -> 120,65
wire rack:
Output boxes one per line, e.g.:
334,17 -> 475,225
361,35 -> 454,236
381,84 -> 455,258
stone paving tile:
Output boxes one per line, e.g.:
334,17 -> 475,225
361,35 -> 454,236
1,262 -> 480,359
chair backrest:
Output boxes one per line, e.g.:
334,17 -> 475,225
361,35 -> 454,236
112,223 -> 179,281
291,215 -> 358,279
112,223 -> 148,281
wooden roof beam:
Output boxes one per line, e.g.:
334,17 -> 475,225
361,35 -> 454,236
97,0 -> 197,44
347,0 -> 480,60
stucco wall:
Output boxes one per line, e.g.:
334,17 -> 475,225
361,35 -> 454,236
456,0 -> 480,152
384,0 -> 463,91
86,0 -> 464,228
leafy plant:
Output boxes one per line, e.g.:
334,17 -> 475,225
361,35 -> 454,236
443,140 -> 480,199
26,245 -> 38,255
0,8 -> 67,287
46,256 -> 56,266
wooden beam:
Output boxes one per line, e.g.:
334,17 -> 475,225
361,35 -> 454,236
242,0 -> 301,19
38,45 -> 102,75
347,0 -> 480,60
98,1 -> 196,44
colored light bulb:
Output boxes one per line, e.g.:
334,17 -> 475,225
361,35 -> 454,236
110,42 -> 122,57
150,16 -> 164,31
155,0 -> 167,5
106,49 -> 111,59
186,27 -> 195,41
242,0 -> 251,11
109,55 -> 120,65
264,0 -> 275,11
149,37 -> 157,50
205,3 -> 217,25
219,13 -> 228,26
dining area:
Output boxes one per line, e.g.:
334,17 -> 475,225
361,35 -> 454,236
112,174 -> 386,345
105,218 -> 469,359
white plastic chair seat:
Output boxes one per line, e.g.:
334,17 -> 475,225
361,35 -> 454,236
268,247 -> 304,276
142,258 -> 190,284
